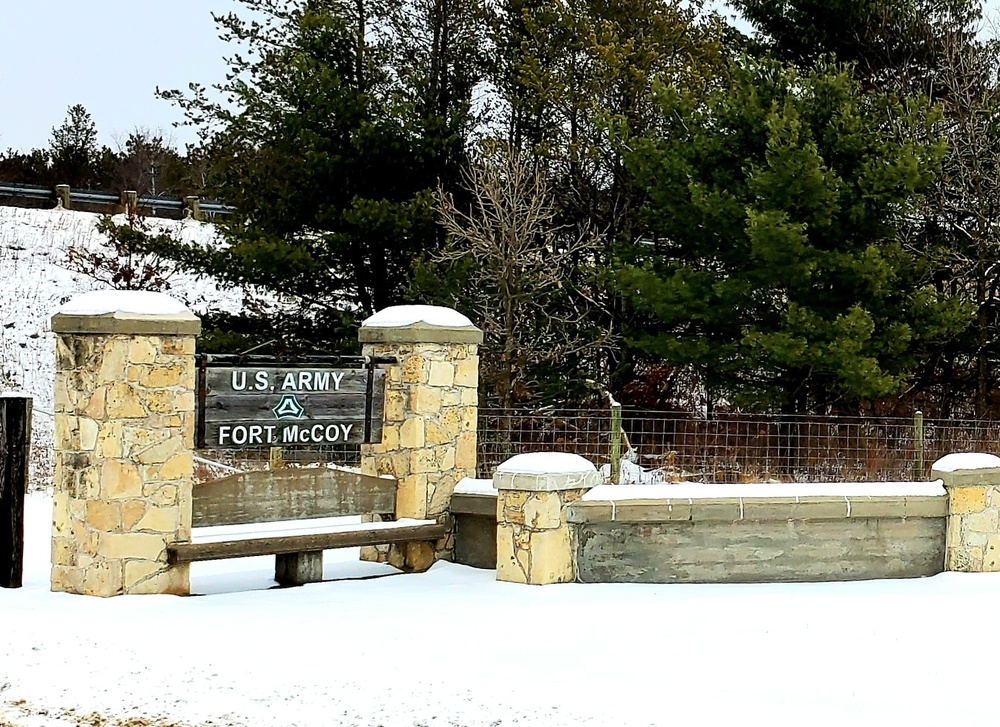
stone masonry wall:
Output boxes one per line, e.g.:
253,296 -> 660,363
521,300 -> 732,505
933,454 -> 1000,572
51,331 -> 195,596
357,306 -> 481,570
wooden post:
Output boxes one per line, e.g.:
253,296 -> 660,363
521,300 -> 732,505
55,185 -> 71,210
914,410 -> 925,480
1,394 -> 31,589
270,447 -> 284,470
610,401 -> 622,485
184,196 -> 202,221
122,190 -> 138,217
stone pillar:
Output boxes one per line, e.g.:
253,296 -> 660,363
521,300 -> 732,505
933,452 -> 1000,572
50,291 -> 200,596
494,453 -> 600,585
359,305 -> 481,570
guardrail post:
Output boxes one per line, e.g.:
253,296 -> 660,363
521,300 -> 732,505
55,184 -> 71,210
122,190 -> 138,217
184,196 -> 202,221
1,394 -> 31,589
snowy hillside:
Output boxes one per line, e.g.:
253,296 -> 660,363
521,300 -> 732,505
0,205 -> 249,485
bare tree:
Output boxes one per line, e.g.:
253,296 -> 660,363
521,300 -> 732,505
436,142 -> 612,409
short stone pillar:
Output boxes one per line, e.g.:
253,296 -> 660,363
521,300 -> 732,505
933,453 -> 1000,572
359,305 -> 481,570
494,453 -> 600,585
50,291 -> 200,596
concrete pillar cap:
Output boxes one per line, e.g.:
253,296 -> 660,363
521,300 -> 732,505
359,305 -> 483,344
493,452 -> 601,492
932,452 -> 1000,473
51,290 -> 201,336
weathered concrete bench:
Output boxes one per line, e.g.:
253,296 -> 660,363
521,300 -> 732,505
167,467 -> 447,585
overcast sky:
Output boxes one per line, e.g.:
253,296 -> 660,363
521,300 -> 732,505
1,0 -> 999,153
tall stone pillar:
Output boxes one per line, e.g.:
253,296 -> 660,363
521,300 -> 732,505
495,452 -> 600,585
933,453 -> 1000,572
359,305 -> 481,570
50,291 -> 200,596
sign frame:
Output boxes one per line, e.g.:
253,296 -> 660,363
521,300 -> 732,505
195,354 -> 393,449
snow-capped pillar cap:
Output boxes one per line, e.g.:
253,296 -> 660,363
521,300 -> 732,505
51,290 -> 201,336
493,452 -> 601,492
359,305 -> 482,345
932,452 -> 1000,487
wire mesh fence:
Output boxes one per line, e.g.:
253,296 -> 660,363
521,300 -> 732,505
476,408 -> 1000,483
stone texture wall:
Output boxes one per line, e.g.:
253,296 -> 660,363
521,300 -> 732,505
50,295 -> 199,596
493,453 -> 601,585
933,453 -> 1000,572
567,489 -> 948,583
359,309 -> 481,570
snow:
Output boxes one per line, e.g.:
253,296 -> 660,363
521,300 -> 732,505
495,452 -> 597,475
585,480 -> 947,501
0,206 -> 255,486
54,289 -> 192,316
931,451 -> 1000,472
361,304 -> 474,329
454,477 -> 497,495
192,517 -> 438,544
5,490 -> 1000,727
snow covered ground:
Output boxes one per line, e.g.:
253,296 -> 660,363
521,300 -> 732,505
0,206 -> 247,486
2,491 -> 1000,727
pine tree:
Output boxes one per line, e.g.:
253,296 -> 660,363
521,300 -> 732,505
619,58 -> 969,412
49,104 -> 102,188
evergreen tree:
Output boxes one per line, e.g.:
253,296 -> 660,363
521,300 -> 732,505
619,58 -> 969,412
158,0 -> 484,349
49,104 -> 103,188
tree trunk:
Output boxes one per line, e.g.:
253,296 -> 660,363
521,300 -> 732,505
1,395 -> 31,589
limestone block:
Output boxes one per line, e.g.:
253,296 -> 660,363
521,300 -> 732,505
428,362 -> 454,387
128,337 -> 158,364
454,359 -> 478,387
496,523 -> 528,584
135,435 -> 184,465
410,386 -> 441,415
126,563 -> 189,595
85,501 -> 121,532
523,492 -> 564,531
98,532 -> 167,561
950,486 -> 988,515
436,446 -> 455,472
161,337 -> 195,356
985,535 -> 1000,570
148,485 -> 178,507
95,421 -> 123,458
965,508 -> 999,534
159,452 -> 193,481
384,391 -> 406,422
134,506 -> 179,533
440,409 -> 461,437
78,417 -> 99,451
101,460 -> 143,499
105,383 -> 147,419
461,387 -> 478,406
82,386 -> 107,419
456,433 -> 477,470
97,339 -> 130,384
122,500 -> 147,530
425,421 -> 451,445
51,538 -> 76,567
396,474 -> 430,518
523,527 -> 574,585
401,354 -> 427,383
400,418 -> 425,449
82,560 -> 124,597
410,448 -> 439,474
140,364 -> 187,388
50,565 -> 85,594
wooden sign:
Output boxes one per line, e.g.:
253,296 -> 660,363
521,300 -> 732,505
197,356 -> 386,449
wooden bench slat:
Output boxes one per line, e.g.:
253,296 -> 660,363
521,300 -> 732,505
168,522 -> 448,563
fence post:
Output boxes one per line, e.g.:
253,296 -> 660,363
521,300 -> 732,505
610,401 -> 622,484
1,394 -> 32,589
184,196 -> 202,221
914,410 -> 924,479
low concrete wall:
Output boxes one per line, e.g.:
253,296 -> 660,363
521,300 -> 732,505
567,483 -> 948,584
450,479 -> 497,569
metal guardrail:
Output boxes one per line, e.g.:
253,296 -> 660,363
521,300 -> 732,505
0,183 -> 233,218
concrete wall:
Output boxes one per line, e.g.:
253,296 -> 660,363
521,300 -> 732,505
567,485 -> 947,584
451,492 -> 497,569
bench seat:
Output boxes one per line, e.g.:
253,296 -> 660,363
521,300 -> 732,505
168,518 -> 447,564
